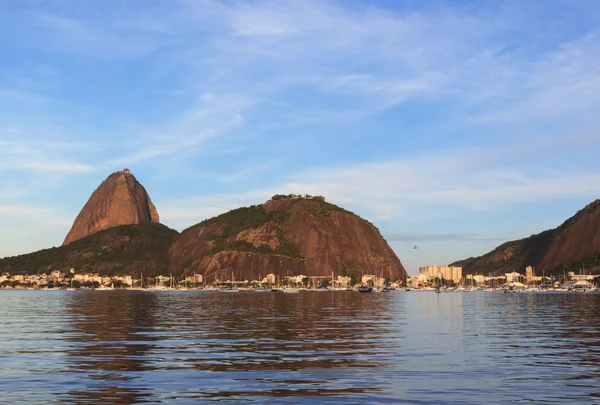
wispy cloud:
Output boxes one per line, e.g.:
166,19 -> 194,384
156,140 -> 600,229
106,93 -> 249,166
0,204 -> 48,216
7,0 -> 600,168
0,138 -> 94,173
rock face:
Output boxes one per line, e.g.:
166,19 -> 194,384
452,200 -> 600,275
63,169 -> 160,245
168,195 -> 407,283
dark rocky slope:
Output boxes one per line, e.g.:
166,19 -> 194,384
168,195 -> 407,283
452,200 -> 600,275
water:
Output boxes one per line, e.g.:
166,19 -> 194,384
1,291 -> 599,404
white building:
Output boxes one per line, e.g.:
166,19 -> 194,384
362,274 -> 385,287
419,266 -> 462,283
505,272 -> 522,283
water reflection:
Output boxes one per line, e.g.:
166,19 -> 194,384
1,291 -> 599,404
58,292 -> 160,403
55,292 -> 404,403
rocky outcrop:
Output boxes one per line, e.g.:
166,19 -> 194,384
168,195 -> 407,282
63,169 -> 159,245
452,199 -> 600,275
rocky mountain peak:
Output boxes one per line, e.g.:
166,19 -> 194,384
63,169 -> 159,245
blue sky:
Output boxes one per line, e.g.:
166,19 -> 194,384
1,0 -> 600,275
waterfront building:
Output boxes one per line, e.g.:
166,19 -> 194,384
569,273 -> 596,282
156,275 -> 171,285
419,266 -> 462,283
335,276 -> 351,287
286,274 -> 307,284
50,270 -> 63,280
361,274 -> 385,288
185,274 -> 203,284
525,266 -> 534,279
262,274 -> 276,284
505,271 -> 522,283
408,274 -> 430,287
73,274 -> 90,282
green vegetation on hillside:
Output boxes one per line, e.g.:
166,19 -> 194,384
562,199 -> 600,228
189,205 -> 290,234
559,253 -> 600,274
182,204 -> 304,262
204,235 -> 303,260
0,223 -> 178,276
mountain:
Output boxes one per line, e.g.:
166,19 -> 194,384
451,199 -> 600,275
2,182 -> 406,283
63,169 -> 159,245
168,195 -> 407,283
0,223 -> 177,276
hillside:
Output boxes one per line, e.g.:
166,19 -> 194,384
0,223 -> 178,276
451,200 -> 600,275
168,195 -> 407,283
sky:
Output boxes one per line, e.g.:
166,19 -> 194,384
1,0 -> 600,275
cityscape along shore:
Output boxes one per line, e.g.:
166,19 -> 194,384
1,265 -> 598,293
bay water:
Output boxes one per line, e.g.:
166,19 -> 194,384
1,290 -> 599,404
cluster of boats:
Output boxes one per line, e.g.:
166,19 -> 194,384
16,285 -> 399,292
421,285 -> 600,293
11,284 -> 599,294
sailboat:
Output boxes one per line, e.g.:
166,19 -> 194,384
222,270 -> 239,292
282,270 -> 301,293
127,273 -> 144,290
96,282 -> 115,291
282,285 -> 300,294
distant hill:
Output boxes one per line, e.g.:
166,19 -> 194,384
451,200 -> 600,275
0,223 -> 177,277
168,195 -> 407,283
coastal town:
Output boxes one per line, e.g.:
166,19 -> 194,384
0,270 -> 393,291
1,265 -> 598,292
411,265 -> 598,292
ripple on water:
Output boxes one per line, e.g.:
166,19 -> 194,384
0,290 -> 599,404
